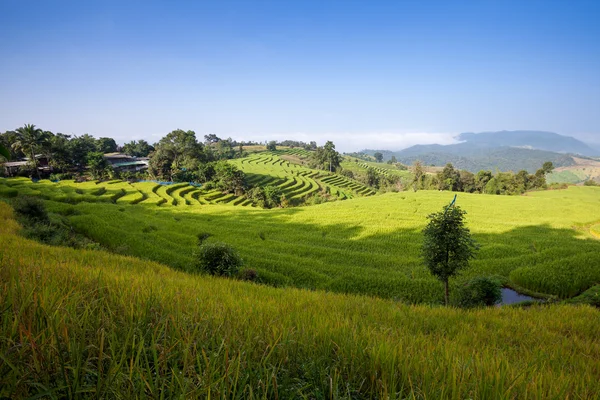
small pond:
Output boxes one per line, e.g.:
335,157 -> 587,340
499,288 -> 538,305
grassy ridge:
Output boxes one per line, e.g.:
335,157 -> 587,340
1,202 -> 599,398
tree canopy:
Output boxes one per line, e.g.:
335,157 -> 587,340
422,200 -> 478,305
310,141 -> 341,172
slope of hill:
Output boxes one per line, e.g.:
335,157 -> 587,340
2,178 -> 600,303
1,202 -> 599,398
547,157 -> 600,184
395,147 -> 574,173
363,131 -> 597,172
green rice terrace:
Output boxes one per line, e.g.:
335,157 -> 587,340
341,157 -> 413,180
231,150 -> 376,201
1,175 -> 599,304
0,151 -> 376,208
1,182 -> 600,398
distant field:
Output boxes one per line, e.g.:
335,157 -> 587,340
2,176 -> 599,303
341,157 -> 413,179
548,156 -> 600,184
1,202 -> 599,398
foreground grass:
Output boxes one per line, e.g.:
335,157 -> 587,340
1,203 -> 599,399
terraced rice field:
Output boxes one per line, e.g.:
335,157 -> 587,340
0,154 -> 375,209
231,152 -> 376,200
3,175 -> 599,304
341,157 -> 413,179
2,201 -> 600,398
0,178 -> 250,208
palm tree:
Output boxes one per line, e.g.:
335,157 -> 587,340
12,124 -> 50,179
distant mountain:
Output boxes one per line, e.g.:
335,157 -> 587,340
455,131 -> 597,156
362,131 -> 596,173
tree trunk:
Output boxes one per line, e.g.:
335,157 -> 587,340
444,280 -> 449,306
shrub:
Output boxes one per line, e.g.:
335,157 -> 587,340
196,232 -> 212,244
454,277 -> 502,308
193,241 -> 243,277
49,173 -> 74,181
584,180 -> 599,187
11,196 -> 49,222
239,268 -> 258,282
340,169 -> 354,179
247,185 -> 283,208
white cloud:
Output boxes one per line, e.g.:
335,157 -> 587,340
234,132 -> 459,153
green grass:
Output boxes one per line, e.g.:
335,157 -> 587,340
1,202 -> 599,398
2,177 -> 599,303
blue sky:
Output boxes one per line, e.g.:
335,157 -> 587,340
1,0 -> 599,151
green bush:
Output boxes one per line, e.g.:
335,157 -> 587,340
193,241 -> 243,277
11,196 -> 49,222
453,277 -> 502,308
49,173 -> 74,181
247,184 -> 284,208
238,268 -> 258,282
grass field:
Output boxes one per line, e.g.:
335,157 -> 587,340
2,176 -> 599,304
1,202 -> 599,398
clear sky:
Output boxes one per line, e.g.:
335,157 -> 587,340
1,0 -> 599,151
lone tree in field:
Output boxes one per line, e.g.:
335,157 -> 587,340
422,196 -> 478,305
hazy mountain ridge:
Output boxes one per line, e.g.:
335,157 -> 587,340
362,131 -> 597,173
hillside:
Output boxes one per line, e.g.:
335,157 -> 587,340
547,157 -> 600,184
2,178 -> 600,304
1,202 -> 600,398
363,131 -> 597,172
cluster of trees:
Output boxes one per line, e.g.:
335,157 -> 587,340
147,130 -> 251,195
412,161 -> 555,195
274,140 -> 317,150
309,141 -> 341,172
264,140 -> 320,152
0,124 -> 155,177
246,184 -> 285,209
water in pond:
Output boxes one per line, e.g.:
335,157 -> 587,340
500,288 -> 537,305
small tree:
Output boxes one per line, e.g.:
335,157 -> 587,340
86,152 -> 109,180
374,152 -> 383,163
266,141 -> 277,151
412,161 -> 424,191
422,198 -> 478,305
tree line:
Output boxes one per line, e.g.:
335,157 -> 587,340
411,161 -> 556,194
0,124 -> 346,208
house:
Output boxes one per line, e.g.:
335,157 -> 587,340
2,155 -> 51,177
104,153 -> 148,173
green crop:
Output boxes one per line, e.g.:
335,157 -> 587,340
2,176 -> 599,303
1,202 -> 599,398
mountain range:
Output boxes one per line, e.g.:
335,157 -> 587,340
362,131 -> 599,173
